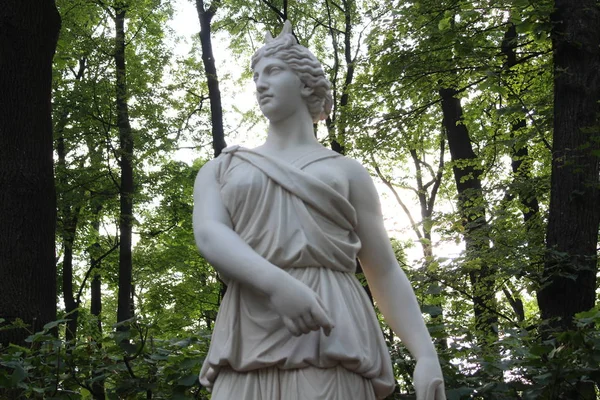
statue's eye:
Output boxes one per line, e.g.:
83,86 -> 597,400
269,66 -> 282,74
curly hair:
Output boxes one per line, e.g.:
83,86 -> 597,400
251,22 -> 333,122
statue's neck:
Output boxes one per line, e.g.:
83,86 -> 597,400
263,109 -> 319,152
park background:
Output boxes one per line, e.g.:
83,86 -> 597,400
0,0 -> 599,399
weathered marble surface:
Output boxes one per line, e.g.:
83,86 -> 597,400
193,20 -> 446,400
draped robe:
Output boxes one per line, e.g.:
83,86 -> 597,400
199,145 -> 395,399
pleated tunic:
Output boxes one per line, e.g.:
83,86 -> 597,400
199,145 -> 395,399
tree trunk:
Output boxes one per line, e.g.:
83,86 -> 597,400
56,133 -> 82,341
115,6 -> 135,324
439,88 -> 499,348
55,57 -> 87,342
89,204 -> 104,332
90,207 -> 106,400
61,209 -> 80,341
196,0 -> 228,303
196,0 -> 227,158
324,0 -> 356,155
500,22 -> 542,323
0,0 -> 61,346
537,1 -> 600,333
501,22 -> 542,228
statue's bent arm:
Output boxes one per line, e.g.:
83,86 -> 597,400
192,160 -> 334,336
193,160 -> 279,295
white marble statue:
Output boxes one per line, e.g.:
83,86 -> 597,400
193,21 -> 446,400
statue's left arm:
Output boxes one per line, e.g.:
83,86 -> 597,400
345,158 -> 446,400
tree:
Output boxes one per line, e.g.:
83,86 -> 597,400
112,2 -> 136,325
0,0 -> 61,346
440,86 -> 498,347
196,0 -> 227,158
537,1 -> 600,331
360,0 -> 508,351
52,0 -> 183,335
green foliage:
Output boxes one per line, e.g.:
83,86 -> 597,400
0,317 -> 210,399
384,308 -> 600,399
23,0 -> 598,398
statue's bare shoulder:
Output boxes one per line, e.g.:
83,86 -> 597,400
327,154 -> 374,188
331,155 -> 382,215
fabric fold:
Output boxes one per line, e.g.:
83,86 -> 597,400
199,146 -> 395,399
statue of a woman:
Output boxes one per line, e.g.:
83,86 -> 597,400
193,21 -> 446,400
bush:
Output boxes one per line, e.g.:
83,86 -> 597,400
0,317 -> 210,399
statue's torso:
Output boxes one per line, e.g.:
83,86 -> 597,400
200,145 -> 395,399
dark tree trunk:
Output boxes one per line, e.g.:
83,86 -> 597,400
56,133 -> 82,341
196,0 -> 227,158
61,210 -> 80,341
500,22 -> 541,323
337,0 -> 355,152
439,88 -> 498,347
55,58 -> 87,342
89,204 -> 104,332
196,0 -> 228,302
114,6 -> 135,324
501,22 -> 541,227
537,1 -> 600,333
509,120 -> 540,225
90,258 -> 103,330
90,208 -> 106,400
0,0 -> 61,346
324,0 -> 356,155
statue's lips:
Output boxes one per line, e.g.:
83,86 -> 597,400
259,95 -> 273,104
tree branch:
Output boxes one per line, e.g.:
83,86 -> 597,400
371,156 -> 423,241
76,241 -> 120,305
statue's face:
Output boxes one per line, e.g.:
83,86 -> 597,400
253,56 -> 307,123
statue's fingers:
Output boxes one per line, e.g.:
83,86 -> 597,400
311,297 -> 334,336
295,316 -> 311,334
301,314 -> 319,332
282,316 -> 301,336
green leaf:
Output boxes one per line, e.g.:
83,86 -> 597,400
150,353 -> 169,361
177,373 -> 199,387
10,363 -> 27,386
426,284 -> 443,295
529,344 -> 552,357
179,357 -> 203,369
421,305 -> 443,317
43,318 -> 70,331
172,338 -> 192,348
438,17 -> 451,31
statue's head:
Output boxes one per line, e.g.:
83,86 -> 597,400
251,21 -> 332,123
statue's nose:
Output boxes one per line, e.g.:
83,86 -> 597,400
256,77 -> 268,92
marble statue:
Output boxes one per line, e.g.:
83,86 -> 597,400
193,21 -> 446,400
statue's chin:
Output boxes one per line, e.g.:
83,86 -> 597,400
260,107 -> 289,123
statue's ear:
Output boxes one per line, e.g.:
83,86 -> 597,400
301,85 -> 314,97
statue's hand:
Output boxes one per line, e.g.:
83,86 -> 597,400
413,356 -> 446,400
268,277 -> 334,336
